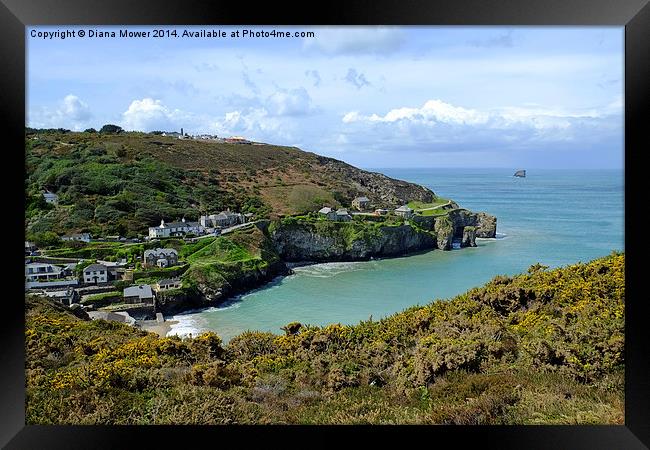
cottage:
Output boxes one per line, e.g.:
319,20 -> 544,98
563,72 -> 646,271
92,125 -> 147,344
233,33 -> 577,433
143,248 -> 178,268
61,233 -> 91,243
44,287 -> 79,306
334,208 -> 352,222
123,284 -> 155,305
148,217 -> 204,238
394,205 -> 414,219
318,206 -> 337,220
83,263 -> 109,284
352,196 -> 371,211
154,278 -> 182,292
42,190 -> 58,204
200,210 -> 245,228
25,263 -> 63,282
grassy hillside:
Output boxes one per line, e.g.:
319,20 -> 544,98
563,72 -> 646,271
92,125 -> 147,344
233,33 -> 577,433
26,252 -> 624,424
180,226 -> 286,297
25,129 -> 436,237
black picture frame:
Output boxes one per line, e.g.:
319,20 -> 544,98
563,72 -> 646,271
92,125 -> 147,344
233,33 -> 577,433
2,0 -> 648,447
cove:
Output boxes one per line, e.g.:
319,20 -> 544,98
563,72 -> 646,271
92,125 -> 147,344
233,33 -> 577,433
169,168 -> 624,343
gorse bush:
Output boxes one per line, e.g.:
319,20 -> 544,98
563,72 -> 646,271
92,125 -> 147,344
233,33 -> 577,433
26,253 -> 624,424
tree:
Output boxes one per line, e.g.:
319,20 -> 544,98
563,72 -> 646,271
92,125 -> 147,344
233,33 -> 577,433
84,128 -> 97,133
99,124 -> 123,134
27,231 -> 62,248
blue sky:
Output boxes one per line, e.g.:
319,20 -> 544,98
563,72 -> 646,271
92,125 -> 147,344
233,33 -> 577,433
27,26 -> 623,169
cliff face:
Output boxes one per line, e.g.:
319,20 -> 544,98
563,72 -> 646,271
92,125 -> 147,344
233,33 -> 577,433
156,259 -> 290,315
411,209 -> 497,250
270,221 -> 436,262
156,226 -> 291,314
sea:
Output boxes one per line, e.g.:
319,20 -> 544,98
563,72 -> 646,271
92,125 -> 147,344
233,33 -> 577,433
168,168 -> 624,343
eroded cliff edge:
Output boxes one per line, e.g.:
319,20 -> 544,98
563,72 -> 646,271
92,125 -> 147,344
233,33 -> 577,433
269,208 -> 497,262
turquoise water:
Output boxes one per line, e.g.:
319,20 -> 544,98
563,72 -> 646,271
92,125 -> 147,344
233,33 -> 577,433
169,168 -> 624,342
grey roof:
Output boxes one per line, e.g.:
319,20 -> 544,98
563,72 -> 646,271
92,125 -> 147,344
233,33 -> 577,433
166,221 -> 189,228
46,288 -> 76,298
336,209 -> 349,215
123,284 -> 154,298
395,205 -> 413,212
353,196 -> 370,202
158,278 -> 180,286
319,207 -> 333,214
144,248 -> 178,258
84,263 -> 107,272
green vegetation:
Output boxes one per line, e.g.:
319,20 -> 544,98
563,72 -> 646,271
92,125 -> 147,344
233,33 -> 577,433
25,131 -> 261,237
26,253 -> 624,424
408,198 -> 451,216
181,227 -> 283,294
25,129 -> 438,237
81,291 -> 122,308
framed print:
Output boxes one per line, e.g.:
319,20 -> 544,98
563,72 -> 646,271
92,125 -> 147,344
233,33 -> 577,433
2,0 -> 648,447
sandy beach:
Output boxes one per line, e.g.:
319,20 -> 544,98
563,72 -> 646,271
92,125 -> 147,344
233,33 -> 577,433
137,319 -> 178,338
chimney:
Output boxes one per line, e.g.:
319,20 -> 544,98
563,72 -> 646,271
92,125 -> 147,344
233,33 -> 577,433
181,127 -> 184,136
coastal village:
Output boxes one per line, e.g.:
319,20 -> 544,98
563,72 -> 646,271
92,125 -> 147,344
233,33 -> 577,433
25,167 -> 456,336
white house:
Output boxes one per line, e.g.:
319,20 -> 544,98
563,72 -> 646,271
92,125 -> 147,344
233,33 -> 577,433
83,263 -> 108,284
154,278 -> 182,292
395,205 -> 414,219
61,233 -> 91,243
25,263 -> 64,282
148,218 -> 204,238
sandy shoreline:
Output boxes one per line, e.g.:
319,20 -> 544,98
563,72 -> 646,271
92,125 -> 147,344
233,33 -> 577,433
137,319 -> 179,338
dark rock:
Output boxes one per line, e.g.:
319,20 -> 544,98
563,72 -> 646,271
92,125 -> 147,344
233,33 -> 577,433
270,222 -> 436,261
461,226 -> 477,247
68,303 -> 90,320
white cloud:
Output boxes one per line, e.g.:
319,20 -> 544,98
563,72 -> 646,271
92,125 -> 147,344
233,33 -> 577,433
121,98 -> 184,132
303,27 -> 405,55
60,95 -> 92,121
339,98 -> 622,151
27,94 -> 92,131
265,88 -> 314,116
212,108 -> 292,142
344,99 -> 489,126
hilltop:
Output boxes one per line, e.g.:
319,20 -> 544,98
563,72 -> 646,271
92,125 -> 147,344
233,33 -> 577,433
25,253 -> 624,424
25,129 -> 435,237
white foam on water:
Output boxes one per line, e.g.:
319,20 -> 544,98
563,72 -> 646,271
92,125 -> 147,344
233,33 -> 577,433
292,261 -> 371,278
166,312 -> 206,338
